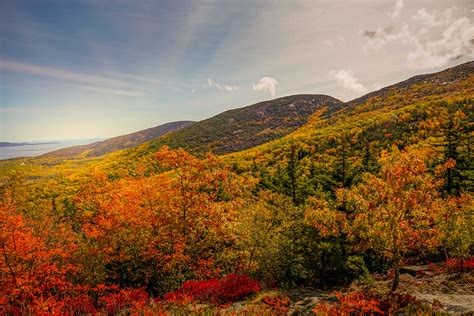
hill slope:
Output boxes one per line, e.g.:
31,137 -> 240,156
133,94 -> 341,155
45,121 -> 194,158
227,61 -> 473,186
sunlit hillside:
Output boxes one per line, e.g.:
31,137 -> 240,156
1,0 -> 473,314
1,61 -> 473,314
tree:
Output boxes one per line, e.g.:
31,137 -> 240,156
440,101 -> 473,195
332,133 -> 355,188
309,147 -> 445,292
436,194 -> 473,261
76,147 -> 254,294
345,147 -> 447,291
0,192 -> 78,313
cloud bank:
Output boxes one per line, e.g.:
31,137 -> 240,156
362,6 -> 474,69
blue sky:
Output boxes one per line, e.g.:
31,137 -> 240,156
1,0 -> 473,141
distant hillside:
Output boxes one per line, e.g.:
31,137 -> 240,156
0,142 -> 59,147
46,121 -> 194,157
135,94 -> 341,155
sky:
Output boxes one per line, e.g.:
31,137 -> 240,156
1,0 -> 473,141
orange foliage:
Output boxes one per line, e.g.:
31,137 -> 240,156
75,146 -> 254,291
313,291 -> 382,315
0,193 -> 78,314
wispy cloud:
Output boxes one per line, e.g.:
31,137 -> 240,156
0,59 -> 150,96
252,77 -> 278,97
329,69 -> 367,94
362,24 -> 413,51
207,78 -> 239,92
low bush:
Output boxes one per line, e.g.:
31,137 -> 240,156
163,273 -> 261,304
313,291 -> 382,315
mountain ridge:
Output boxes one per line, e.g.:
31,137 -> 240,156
140,94 -> 341,155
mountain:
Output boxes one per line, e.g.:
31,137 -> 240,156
228,61 -> 474,178
45,121 -> 195,158
132,94 -> 341,156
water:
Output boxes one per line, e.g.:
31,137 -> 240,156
0,138 -> 104,160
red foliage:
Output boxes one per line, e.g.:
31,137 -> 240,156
261,294 -> 291,315
218,273 -> 261,303
179,278 -> 220,302
0,194 -> 79,314
163,273 -> 261,304
445,257 -> 474,272
99,288 -> 149,314
313,291 -> 443,315
417,257 -> 474,276
377,293 -> 422,314
60,294 -> 97,314
313,291 -> 382,315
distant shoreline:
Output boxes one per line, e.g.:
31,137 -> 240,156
0,142 -> 61,148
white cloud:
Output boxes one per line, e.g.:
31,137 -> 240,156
329,69 -> 367,94
207,78 -> 239,92
413,7 -> 455,27
414,8 -> 438,27
252,76 -> 279,97
391,0 -> 404,18
407,17 -> 474,68
362,6 -> 474,69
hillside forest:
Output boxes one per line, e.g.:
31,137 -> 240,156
0,62 -> 473,314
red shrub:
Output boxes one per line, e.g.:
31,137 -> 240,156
417,257 -> 474,276
181,278 -> 220,301
162,291 -> 194,304
61,294 -> 97,314
446,257 -> 474,272
217,273 -> 261,303
261,294 -> 291,315
313,292 -> 382,315
99,288 -> 149,314
378,293 -> 421,314
163,273 -> 261,304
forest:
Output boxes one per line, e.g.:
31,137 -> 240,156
1,63 -> 473,315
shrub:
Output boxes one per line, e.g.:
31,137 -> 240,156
313,291 -> 382,315
218,273 -> 261,303
313,291 -> 445,315
446,257 -> 474,272
163,273 -> 261,304
261,293 -> 291,315
99,288 -> 149,314
61,294 -> 97,314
